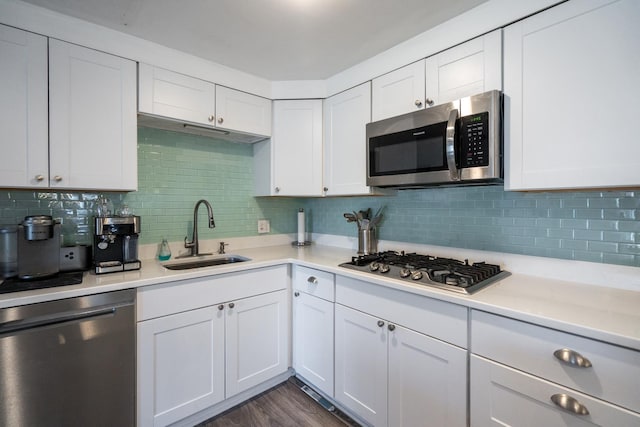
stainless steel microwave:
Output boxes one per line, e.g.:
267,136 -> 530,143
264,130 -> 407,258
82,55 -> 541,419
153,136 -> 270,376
366,90 -> 503,188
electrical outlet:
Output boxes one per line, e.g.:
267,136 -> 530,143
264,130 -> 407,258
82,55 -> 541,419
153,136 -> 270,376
257,219 -> 270,234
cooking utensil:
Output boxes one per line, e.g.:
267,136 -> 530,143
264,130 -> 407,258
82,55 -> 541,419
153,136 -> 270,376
343,213 -> 357,223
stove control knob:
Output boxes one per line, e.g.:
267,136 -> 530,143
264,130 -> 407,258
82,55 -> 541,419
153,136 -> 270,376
379,264 -> 391,273
399,268 -> 411,278
369,262 -> 380,272
411,270 -> 423,280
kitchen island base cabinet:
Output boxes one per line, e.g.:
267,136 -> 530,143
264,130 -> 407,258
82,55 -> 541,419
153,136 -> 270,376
470,356 -> 640,426
334,304 -> 467,427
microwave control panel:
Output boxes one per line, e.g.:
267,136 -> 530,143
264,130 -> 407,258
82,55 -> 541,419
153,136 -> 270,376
459,112 -> 489,168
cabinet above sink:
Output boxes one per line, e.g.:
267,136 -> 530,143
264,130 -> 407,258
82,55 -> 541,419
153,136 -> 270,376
138,63 -> 272,143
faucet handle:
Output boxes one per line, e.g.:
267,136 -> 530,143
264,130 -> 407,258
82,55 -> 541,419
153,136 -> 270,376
184,236 -> 195,249
218,241 -> 229,254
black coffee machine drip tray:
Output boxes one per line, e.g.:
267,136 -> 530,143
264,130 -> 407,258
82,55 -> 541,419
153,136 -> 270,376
0,272 -> 83,294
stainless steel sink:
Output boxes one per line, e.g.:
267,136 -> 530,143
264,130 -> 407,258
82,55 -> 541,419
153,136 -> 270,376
162,255 -> 250,270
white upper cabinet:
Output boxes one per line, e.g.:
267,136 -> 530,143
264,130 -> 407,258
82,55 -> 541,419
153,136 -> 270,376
138,63 -> 215,127
425,29 -> 502,106
372,60 -> 426,121
0,29 -> 136,191
0,24 -> 48,189
49,39 -> 137,190
370,30 -> 501,122
138,64 -> 271,139
215,85 -> 271,137
254,99 -> 323,196
504,0 -> 640,191
323,82 -> 377,196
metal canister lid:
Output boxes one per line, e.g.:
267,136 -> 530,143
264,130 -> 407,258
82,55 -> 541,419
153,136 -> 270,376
0,225 -> 18,233
23,215 -> 54,226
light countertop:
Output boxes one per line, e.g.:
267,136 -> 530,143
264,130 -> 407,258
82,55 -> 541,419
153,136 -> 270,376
1,243 -> 639,351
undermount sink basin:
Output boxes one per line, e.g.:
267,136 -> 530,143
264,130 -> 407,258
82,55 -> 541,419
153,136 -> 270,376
162,255 -> 250,270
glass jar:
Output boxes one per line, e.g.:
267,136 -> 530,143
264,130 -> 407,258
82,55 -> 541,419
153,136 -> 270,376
158,239 -> 171,261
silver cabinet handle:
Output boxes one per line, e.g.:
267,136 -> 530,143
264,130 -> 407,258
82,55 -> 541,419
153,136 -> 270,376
218,304 -> 224,310
228,302 -> 235,309
275,187 -> 280,193
377,320 -> 385,328
445,108 -> 460,181
550,394 -> 589,415
414,99 -> 422,107
426,98 -> 434,106
53,175 -> 63,182
388,324 -> 396,331
208,115 -> 215,122
294,291 -> 300,297
307,276 -> 318,285
35,174 -> 45,182
553,348 -> 592,368
217,117 -> 224,124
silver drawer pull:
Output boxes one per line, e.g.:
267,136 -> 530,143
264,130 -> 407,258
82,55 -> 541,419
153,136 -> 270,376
551,393 -> 590,415
553,348 -> 592,368
307,276 -> 318,285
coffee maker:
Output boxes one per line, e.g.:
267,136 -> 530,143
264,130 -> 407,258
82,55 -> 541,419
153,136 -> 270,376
93,216 -> 141,274
17,215 -> 61,279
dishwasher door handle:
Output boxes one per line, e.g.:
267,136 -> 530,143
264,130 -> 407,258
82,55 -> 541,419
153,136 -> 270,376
0,306 -> 118,335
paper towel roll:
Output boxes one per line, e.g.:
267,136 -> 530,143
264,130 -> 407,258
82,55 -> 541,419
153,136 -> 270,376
297,208 -> 305,244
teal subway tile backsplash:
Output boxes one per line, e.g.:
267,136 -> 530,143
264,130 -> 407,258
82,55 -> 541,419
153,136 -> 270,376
0,127 -> 638,267
303,186 -> 640,267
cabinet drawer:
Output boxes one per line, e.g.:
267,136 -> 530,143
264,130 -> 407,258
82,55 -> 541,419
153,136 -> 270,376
471,355 -> 640,426
293,265 -> 334,302
336,275 -> 467,347
471,310 -> 640,413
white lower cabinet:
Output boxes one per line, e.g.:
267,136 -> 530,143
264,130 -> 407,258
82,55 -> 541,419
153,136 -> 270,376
470,356 -> 640,426
136,266 -> 289,427
292,266 -> 335,397
335,304 -> 467,427
470,310 -> 640,426
334,275 -> 468,427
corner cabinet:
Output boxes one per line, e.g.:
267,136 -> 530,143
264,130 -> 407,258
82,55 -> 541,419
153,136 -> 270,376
138,64 -> 271,141
334,275 -> 468,427
371,29 -> 502,121
0,26 -> 137,190
504,0 -> 640,190
254,100 -> 323,196
324,82 -> 385,196
136,266 -> 289,427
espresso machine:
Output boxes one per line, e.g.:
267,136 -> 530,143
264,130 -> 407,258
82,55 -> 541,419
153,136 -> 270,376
93,216 -> 141,274
17,215 -> 61,279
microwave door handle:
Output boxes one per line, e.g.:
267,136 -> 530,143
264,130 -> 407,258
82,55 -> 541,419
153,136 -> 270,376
446,109 -> 461,181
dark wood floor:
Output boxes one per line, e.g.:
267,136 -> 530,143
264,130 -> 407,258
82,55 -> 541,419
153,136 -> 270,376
197,378 -> 357,427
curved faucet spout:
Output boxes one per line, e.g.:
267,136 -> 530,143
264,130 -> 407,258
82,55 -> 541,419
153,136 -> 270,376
183,199 -> 215,257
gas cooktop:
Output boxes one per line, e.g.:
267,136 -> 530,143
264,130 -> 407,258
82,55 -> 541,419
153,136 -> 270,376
339,251 -> 510,295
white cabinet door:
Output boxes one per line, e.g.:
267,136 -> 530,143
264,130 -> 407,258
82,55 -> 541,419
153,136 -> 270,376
270,99 -> 323,196
0,24 -> 48,188
49,40 -> 137,190
388,325 -> 467,427
470,355 -> 640,427
372,60 -> 426,121
292,291 -> 334,397
426,29 -> 502,105
504,0 -> 640,190
225,290 -> 288,397
216,85 -> 271,137
323,82 -> 372,196
138,63 -> 216,127
137,306 -> 225,427
335,304 -> 388,426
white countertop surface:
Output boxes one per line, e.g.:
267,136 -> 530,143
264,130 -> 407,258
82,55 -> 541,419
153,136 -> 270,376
2,242 -> 639,351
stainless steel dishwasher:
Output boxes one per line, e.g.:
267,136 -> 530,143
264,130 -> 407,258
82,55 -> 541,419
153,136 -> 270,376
0,289 -> 135,427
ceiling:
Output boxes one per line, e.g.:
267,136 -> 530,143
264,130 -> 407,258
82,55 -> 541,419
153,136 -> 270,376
21,0 -> 488,81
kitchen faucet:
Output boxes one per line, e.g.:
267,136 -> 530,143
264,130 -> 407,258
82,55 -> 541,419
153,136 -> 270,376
181,199 -> 215,257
